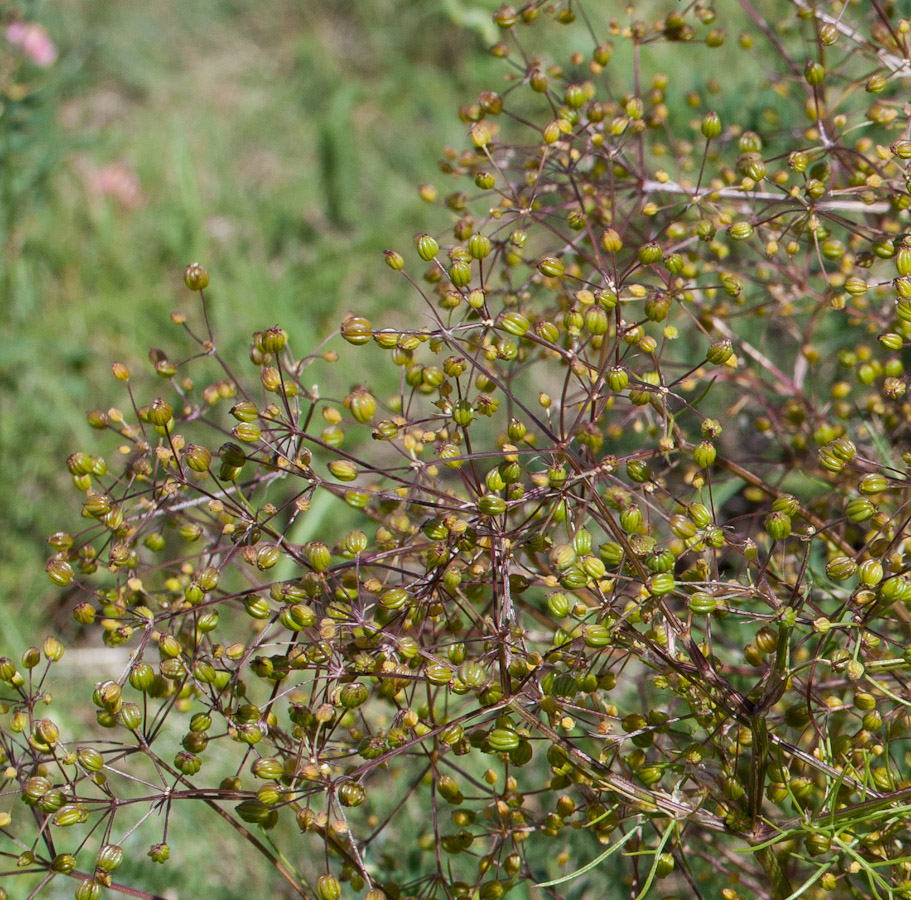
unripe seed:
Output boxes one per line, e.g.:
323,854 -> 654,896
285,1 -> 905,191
147,398 -> 173,427
637,241 -> 662,265
859,473 -> 888,495
384,250 -> 404,270
184,263 -> 209,291
607,367 -> 629,392
468,233 -> 491,259
538,257 -> 564,277
858,559 -> 884,587
826,557 -> 857,581
626,459 -> 651,483
701,111 -> 721,139
96,844 -> 124,871
728,221 -> 753,241
689,592 -> 716,614
764,511 -> 791,541
499,311 -> 530,336
601,229 -> 622,252
693,440 -> 716,467
149,843 -> 170,863
340,315 -> 372,345
493,4 -> 517,28
898,242 -> 911,277
488,728 -> 520,751
75,879 -> 101,900
582,623 -> 611,647
53,853 -> 77,873
46,556 -> 74,586
328,459 -> 358,481
706,339 -> 734,365
650,573 -> 675,595
846,498 -> 876,522
338,782 -> 366,807
415,234 -> 439,261
804,60 -> 825,85
478,494 -> 507,516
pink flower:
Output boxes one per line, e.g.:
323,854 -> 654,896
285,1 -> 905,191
6,21 -> 57,68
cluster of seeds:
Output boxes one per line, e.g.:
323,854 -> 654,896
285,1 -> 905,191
12,2 -> 911,898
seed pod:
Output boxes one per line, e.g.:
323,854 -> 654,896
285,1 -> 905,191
447,259 -> 471,287
280,604 -> 317,630
340,315 -> 373,345
689,592 -> 716,615
147,398 -> 173,427
75,879 -> 101,900
626,459 -> 652,483
701,111 -> 721,139
384,250 -> 404,270
582,623 -> 611,647
478,494 -> 506,516
693,441 -> 716,467
338,781 -> 366,807
585,307 -> 608,335
149,843 -> 170,863
580,556 -> 606,580
493,4 -> 517,27
897,241 -> 911,277
53,853 -> 77,873
826,557 -> 857,581
253,757 -> 284,780
328,459 -> 358,481
54,804 -> 85,827
728,221 -> 753,241
706,339 -> 734,365
488,728 -> 520,752
858,559 -> 884,587
859,473 -> 888,495
184,263 -> 209,291
845,498 -> 876,522
619,505 -> 643,533
804,60 -> 825,85
261,326 -> 286,354
601,228 -> 622,252
339,682 -> 368,709
637,766 -> 662,786
96,844 -> 124,871
119,702 -> 142,731
538,257 -> 564,277
637,241 -> 662,265
764,511 -> 791,541
236,799 -> 272,824
413,233 -> 441,262
46,556 -> 74,587
34,718 -> 59,746
607,366 -> 629,392
78,747 -> 105,772
437,775 -> 464,804
881,575 -> 911,603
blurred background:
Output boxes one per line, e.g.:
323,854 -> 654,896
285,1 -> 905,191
1,0 -> 507,653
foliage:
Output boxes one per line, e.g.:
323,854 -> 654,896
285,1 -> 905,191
9,1 -> 911,899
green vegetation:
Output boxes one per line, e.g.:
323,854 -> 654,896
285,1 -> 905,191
10,2 -> 911,899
